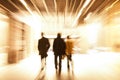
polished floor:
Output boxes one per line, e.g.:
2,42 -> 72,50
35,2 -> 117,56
0,50 -> 120,80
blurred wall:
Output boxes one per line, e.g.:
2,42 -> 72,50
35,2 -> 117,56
0,13 -> 9,53
99,1 -> 120,52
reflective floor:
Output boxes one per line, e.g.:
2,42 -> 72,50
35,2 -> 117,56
0,50 -> 120,80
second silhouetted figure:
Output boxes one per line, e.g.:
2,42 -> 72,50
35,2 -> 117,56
53,33 -> 66,73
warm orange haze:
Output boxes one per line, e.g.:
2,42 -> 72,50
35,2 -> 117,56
0,0 -> 120,80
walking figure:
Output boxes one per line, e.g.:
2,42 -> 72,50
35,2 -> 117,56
66,35 -> 74,70
38,32 -> 50,70
53,33 -> 66,73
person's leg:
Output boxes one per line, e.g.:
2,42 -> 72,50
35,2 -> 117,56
70,54 -> 74,71
41,55 -> 44,70
67,55 -> 70,69
69,54 -> 72,61
54,55 -> 58,70
44,53 -> 47,66
59,55 -> 62,72
45,57 -> 46,65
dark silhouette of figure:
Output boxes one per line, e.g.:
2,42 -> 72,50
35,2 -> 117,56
53,33 -> 66,73
66,35 -> 74,70
38,32 -> 50,70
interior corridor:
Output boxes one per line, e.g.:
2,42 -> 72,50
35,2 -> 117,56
0,0 -> 120,80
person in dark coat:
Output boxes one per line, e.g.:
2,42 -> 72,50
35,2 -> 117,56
38,32 -> 50,70
53,33 -> 66,73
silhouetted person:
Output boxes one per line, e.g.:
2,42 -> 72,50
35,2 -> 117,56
53,33 -> 66,73
38,32 -> 50,70
66,35 -> 74,70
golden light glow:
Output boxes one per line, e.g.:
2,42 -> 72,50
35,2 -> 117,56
72,0 -> 92,27
19,0 -> 34,16
105,0 -> 119,11
0,0 -> 120,80
85,23 -> 102,45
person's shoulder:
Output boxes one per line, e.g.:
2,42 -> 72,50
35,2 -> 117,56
44,37 -> 48,39
43,37 -> 49,41
54,38 -> 58,40
38,39 -> 41,41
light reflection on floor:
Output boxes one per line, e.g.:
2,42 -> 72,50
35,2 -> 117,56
0,51 -> 120,80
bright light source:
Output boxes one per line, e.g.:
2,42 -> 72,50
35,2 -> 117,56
72,0 -> 92,27
85,22 -> 101,45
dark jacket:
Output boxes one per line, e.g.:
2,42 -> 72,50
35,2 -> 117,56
38,37 -> 50,57
53,37 -> 66,55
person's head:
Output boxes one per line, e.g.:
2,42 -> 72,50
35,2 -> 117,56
41,32 -> 44,37
57,33 -> 61,38
67,35 -> 70,39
